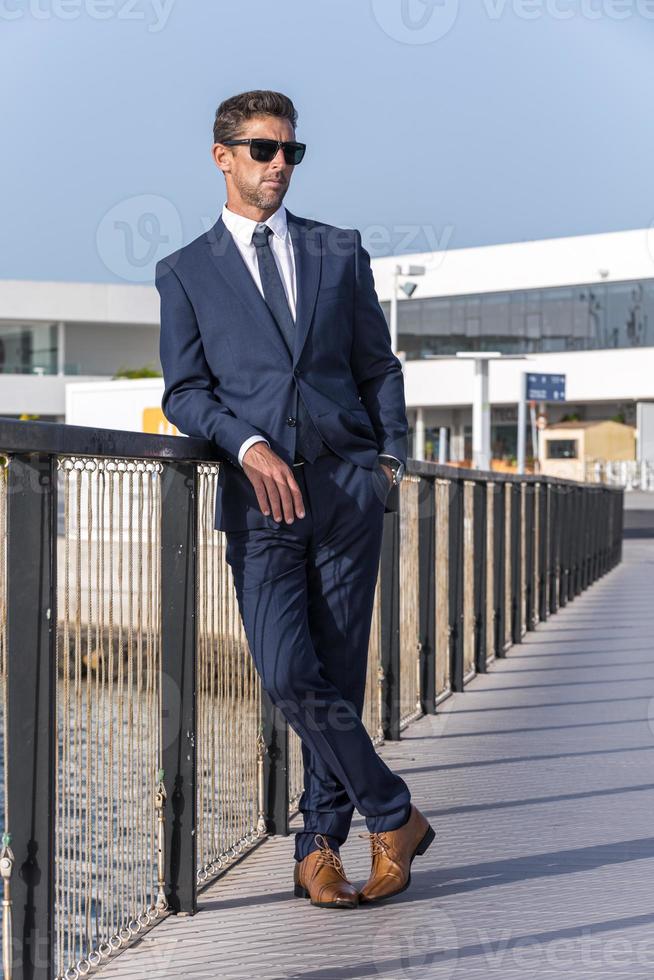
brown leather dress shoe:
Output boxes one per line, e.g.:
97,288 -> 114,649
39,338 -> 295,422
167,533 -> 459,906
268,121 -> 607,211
358,804 -> 435,903
293,833 -> 359,908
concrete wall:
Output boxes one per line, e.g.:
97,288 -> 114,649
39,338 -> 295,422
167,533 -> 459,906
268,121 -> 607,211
0,373 -> 108,416
403,347 -> 654,409
0,278 -> 158,325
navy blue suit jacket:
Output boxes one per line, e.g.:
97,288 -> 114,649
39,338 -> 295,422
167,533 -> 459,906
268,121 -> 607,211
156,208 -> 408,531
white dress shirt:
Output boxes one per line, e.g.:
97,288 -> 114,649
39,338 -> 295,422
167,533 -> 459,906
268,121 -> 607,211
221,202 -> 399,474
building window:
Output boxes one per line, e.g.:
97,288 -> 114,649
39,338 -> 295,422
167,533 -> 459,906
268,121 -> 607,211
389,277 -> 654,360
547,439 -> 578,459
0,322 -> 58,375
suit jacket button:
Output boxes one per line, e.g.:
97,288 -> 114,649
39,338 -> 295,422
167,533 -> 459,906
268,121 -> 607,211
287,417 -> 296,426
294,367 -> 300,377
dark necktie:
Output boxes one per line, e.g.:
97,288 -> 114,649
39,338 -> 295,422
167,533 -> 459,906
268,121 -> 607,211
251,223 -> 324,463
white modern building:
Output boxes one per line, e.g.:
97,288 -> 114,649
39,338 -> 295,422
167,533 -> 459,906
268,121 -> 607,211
372,226 -> 654,464
1,226 -> 654,465
0,278 -> 159,419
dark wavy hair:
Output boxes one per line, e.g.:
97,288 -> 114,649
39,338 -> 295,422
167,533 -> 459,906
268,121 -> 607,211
213,90 -> 298,144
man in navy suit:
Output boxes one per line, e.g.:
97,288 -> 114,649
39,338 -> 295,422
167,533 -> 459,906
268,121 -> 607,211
156,90 -> 434,907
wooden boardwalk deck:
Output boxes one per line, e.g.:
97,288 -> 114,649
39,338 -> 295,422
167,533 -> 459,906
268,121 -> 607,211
101,538 -> 654,980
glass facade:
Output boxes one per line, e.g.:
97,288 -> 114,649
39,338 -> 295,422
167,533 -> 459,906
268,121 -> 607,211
383,278 -> 654,359
0,322 -> 58,374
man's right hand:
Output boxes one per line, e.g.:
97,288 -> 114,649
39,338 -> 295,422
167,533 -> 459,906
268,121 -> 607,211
242,442 -> 306,523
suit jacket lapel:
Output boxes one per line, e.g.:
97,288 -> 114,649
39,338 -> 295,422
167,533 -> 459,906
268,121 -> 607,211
287,211 -> 321,366
204,211 -> 322,367
204,215 -> 292,362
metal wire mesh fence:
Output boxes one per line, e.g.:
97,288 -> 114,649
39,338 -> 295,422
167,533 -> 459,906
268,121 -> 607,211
53,456 -> 166,978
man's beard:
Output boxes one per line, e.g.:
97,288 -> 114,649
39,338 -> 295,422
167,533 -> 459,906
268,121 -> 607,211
237,173 -> 287,210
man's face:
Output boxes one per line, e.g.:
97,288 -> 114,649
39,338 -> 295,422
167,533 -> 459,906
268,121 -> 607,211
215,114 -> 297,212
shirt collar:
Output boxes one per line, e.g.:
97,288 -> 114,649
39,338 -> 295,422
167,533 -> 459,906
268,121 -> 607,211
221,203 -> 289,246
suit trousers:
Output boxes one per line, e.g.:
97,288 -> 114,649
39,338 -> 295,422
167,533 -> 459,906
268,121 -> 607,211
223,450 -> 412,862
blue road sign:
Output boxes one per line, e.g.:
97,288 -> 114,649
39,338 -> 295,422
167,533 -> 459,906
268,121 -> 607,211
526,373 -> 566,402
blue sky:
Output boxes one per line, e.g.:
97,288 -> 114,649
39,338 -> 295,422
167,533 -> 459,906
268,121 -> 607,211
1,0 -> 653,283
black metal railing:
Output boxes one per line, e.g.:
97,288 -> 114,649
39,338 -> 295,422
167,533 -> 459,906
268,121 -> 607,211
0,417 -> 624,979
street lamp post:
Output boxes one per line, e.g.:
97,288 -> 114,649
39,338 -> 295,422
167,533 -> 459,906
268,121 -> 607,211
390,264 -> 400,353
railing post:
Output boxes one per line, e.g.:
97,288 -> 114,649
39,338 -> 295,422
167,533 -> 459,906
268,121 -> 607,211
597,487 -> 604,580
473,479 -> 488,673
449,478 -> 464,691
418,475 -> 437,714
588,486 -> 595,589
579,487 -> 590,592
260,693 -> 289,835
613,489 -> 623,567
567,484 -> 576,602
596,487 -> 605,579
606,487 -> 613,574
549,482 -> 560,614
493,480 -> 506,658
608,487 -> 613,573
570,485 -> 581,600
161,461 -> 198,915
538,481 -> 549,623
510,481 -> 522,644
380,510 -> 401,740
570,484 -> 579,600
567,485 -> 576,599
558,485 -> 569,608
587,486 -> 596,584
6,453 -> 57,979
607,487 -> 615,571
524,481 -> 535,630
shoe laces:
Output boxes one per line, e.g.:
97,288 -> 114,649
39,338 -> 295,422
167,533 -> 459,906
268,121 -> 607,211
313,833 -> 346,878
358,830 -> 391,857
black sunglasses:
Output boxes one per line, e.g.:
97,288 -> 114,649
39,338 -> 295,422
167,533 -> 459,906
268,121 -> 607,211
222,138 -> 307,166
